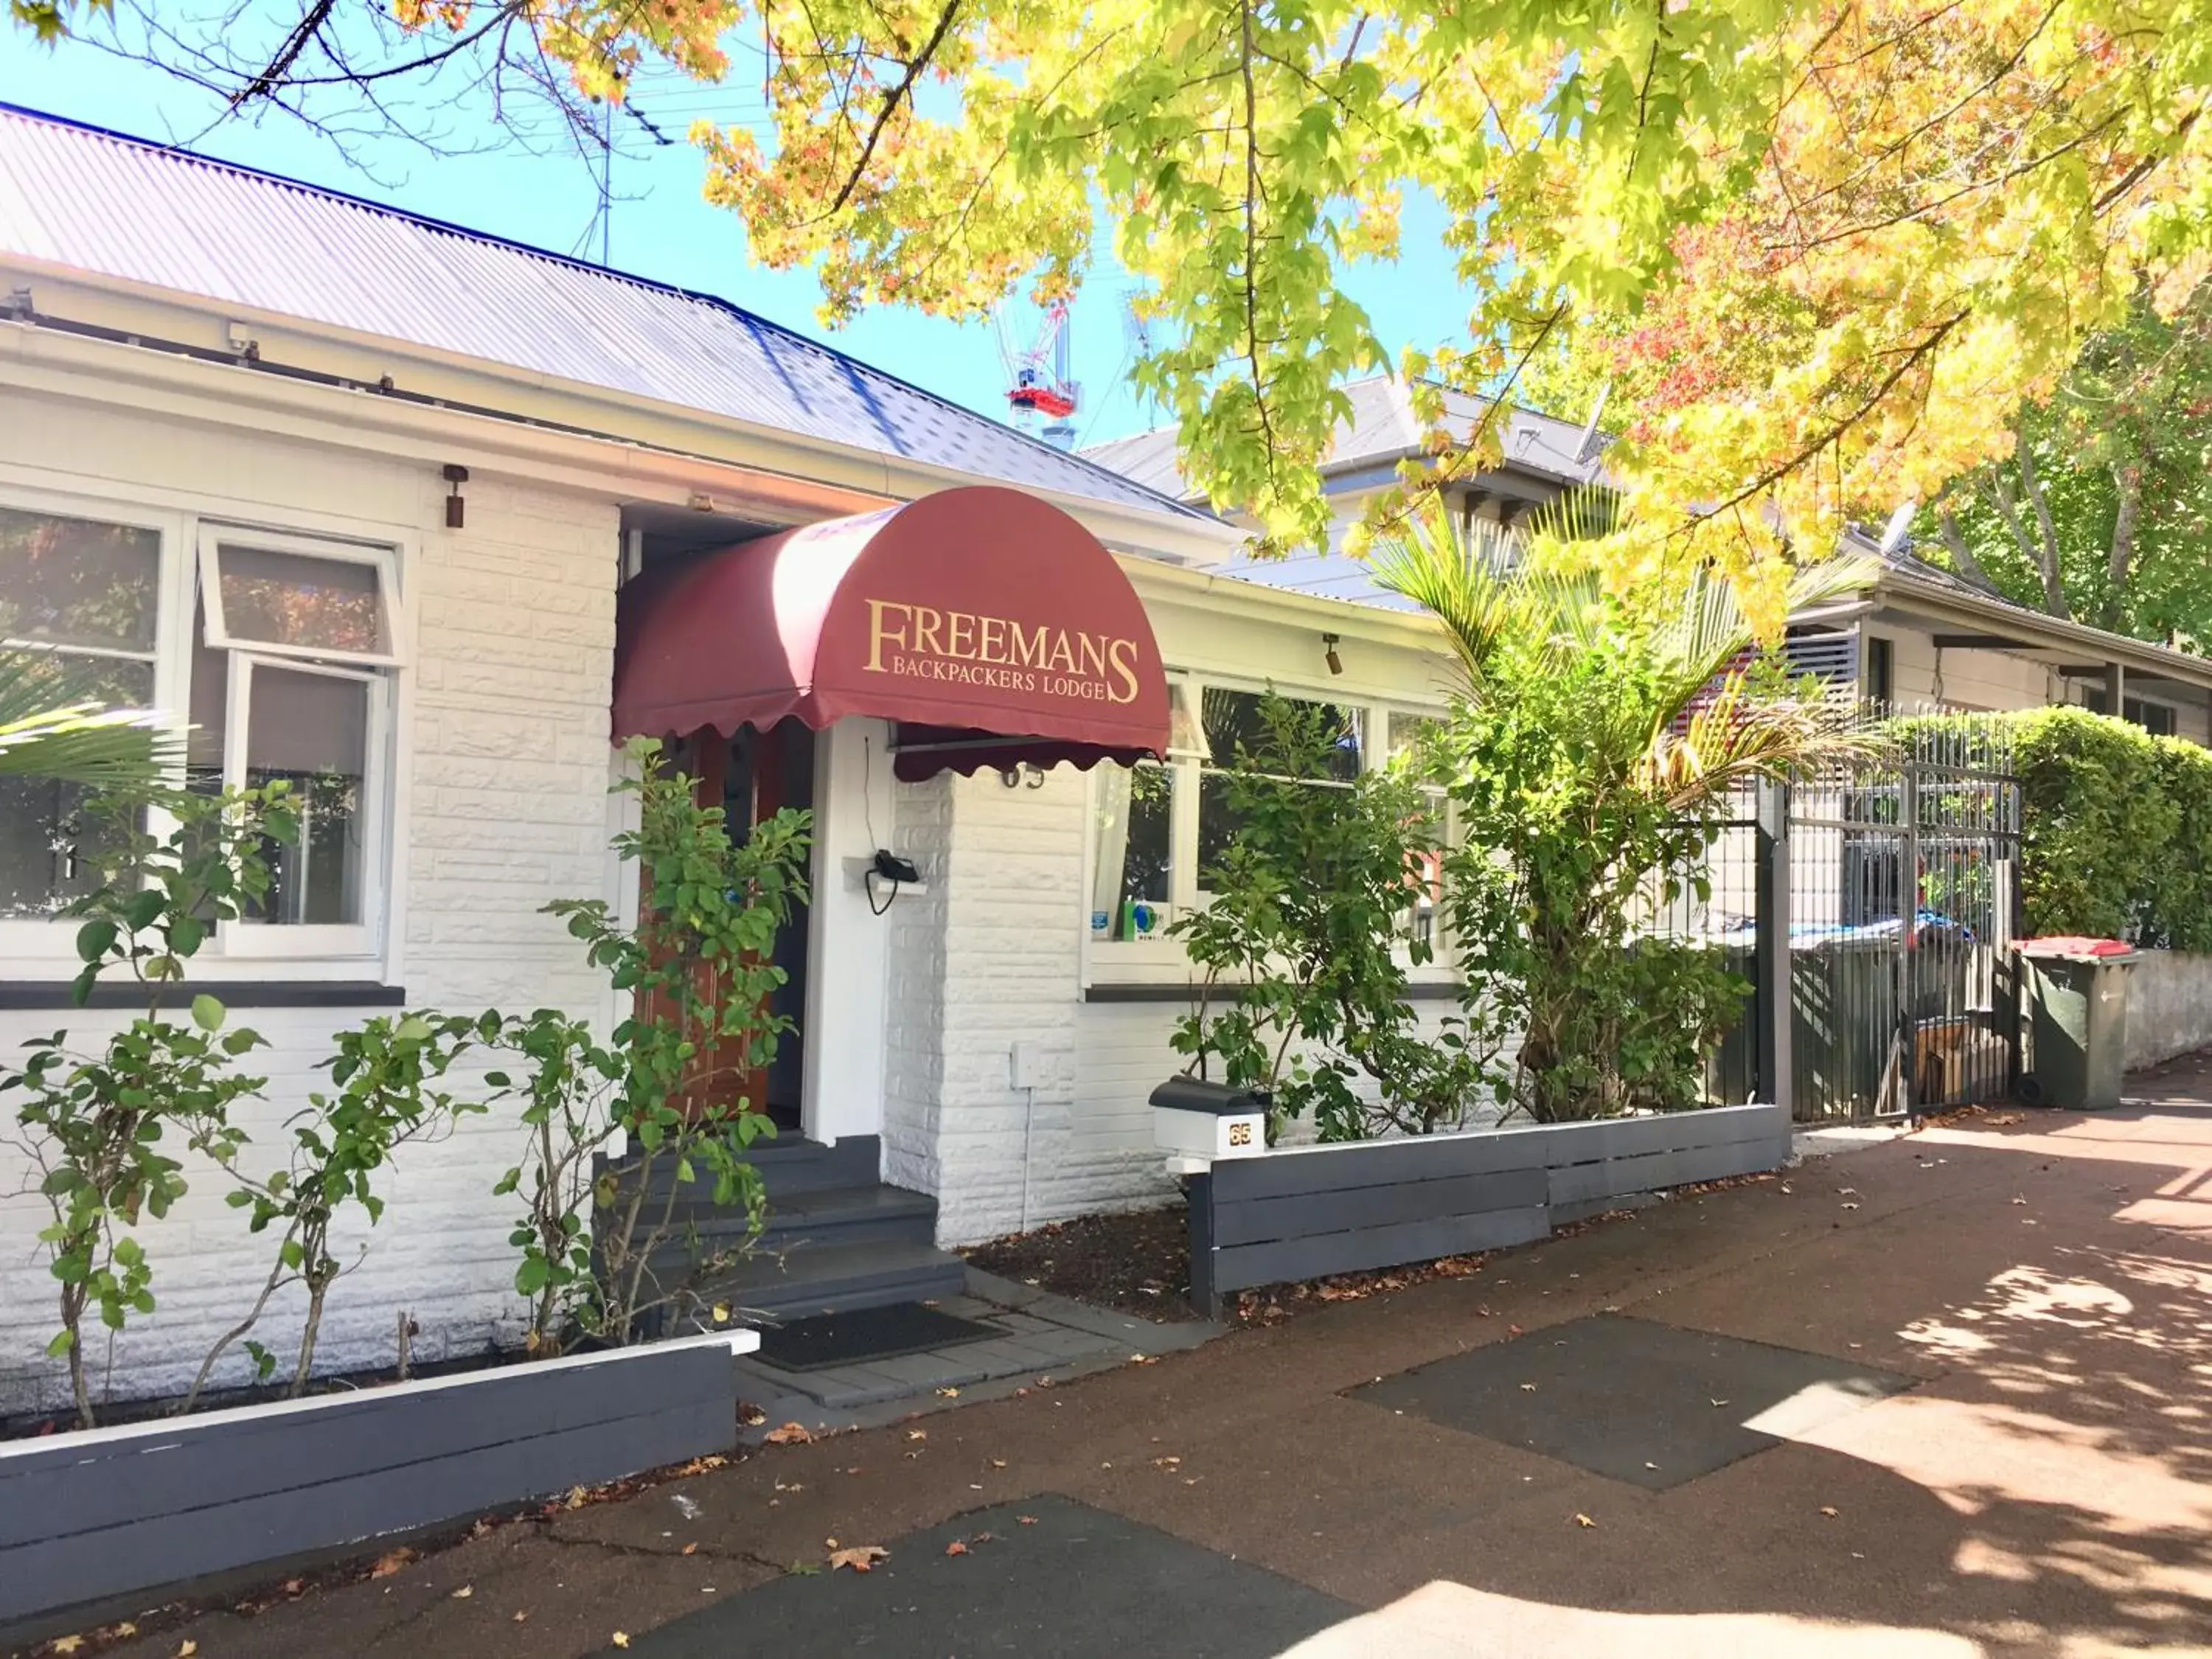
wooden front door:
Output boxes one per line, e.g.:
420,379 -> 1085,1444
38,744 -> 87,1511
691,720 -> 813,1131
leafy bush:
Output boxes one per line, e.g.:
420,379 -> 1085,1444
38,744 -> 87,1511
3,783 -> 292,1427
497,742 -> 810,1352
1169,695 -> 1494,1141
1989,705 -> 2212,949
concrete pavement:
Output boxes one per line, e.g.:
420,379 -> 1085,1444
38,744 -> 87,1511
66,1068 -> 2212,1659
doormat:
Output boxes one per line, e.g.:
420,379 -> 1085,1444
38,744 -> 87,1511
1349,1314 -> 1912,1489
757,1304 -> 1003,1371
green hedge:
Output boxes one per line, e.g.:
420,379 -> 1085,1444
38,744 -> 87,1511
1989,707 -> 2211,947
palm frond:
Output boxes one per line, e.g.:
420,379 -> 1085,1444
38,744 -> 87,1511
1639,667 -> 1882,812
0,651 -> 173,786
1369,495 -> 1520,689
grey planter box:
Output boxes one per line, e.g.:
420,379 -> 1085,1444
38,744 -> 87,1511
0,1329 -> 753,1632
1187,1102 -> 1792,1316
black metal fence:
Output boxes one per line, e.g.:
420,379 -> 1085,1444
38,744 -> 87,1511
1650,718 -> 2023,1123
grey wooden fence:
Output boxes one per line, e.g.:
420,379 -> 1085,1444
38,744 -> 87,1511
0,1332 -> 740,1633
1187,1102 -> 1792,1316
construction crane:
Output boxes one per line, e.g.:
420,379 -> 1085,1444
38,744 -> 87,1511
999,298 -> 1080,448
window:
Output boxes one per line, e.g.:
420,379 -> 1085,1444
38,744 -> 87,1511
0,506 -> 161,919
2083,688 -> 2179,737
1087,678 -> 1444,970
1863,634 -> 1893,706
1196,688 -> 1363,888
0,493 -> 400,959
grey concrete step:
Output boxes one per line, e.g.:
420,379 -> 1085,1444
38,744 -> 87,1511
716,1239 -> 969,1320
663,1181 -> 939,1249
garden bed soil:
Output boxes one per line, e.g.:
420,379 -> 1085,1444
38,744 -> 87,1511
962,1206 -> 1202,1321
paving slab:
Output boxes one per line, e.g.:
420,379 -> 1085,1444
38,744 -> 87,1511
603,1494 -> 1356,1658
1352,1314 -> 1913,1489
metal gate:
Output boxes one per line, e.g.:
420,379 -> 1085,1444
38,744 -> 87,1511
1784,722 -> 2022,1123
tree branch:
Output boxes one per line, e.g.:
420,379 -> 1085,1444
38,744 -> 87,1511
818,0 -> 961,217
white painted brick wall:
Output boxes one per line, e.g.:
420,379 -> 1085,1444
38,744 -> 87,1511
0,395 -> 620,1416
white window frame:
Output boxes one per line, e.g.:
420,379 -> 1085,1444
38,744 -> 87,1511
197,524 -> 405,669
1082,669 -> 1453,987
218,652 -> 392,961
0,477 -> 404,974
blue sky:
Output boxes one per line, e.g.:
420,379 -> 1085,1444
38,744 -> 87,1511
0,27 -> 1476,449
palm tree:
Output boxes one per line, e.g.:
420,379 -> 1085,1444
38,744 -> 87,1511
0,651 -> 170,786
1369,496 -> 1874,1121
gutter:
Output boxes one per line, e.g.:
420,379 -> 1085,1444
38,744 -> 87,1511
0,260 -> 1245,566
1877,570 -> 2212,690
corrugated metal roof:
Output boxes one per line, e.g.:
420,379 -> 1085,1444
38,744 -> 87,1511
0,102 -> 1209,524
1082,373 -> 1608,505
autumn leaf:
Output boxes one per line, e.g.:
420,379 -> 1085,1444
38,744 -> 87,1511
451,1585 -> 473,1599
369,1548 -> 415,1579
830,1545 -> 890,1573
682,1543 -> 700,1556
1820,1506 -> 1840,1518
50,1638 -> 83,1655
1574,1513 -> 1597,1528
905,1428 -> 927,1441
611,1634 -> 630,1649
764,1422 -> 814,1445
945,1540 -> 970,1557
989,1458 -> 1007,1469
737,1403 -> 767,1426
178,1644 -> 199,1658
936,1386 -> 960,1398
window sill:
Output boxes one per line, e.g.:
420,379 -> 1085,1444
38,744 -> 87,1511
0,981 -> 406,1010
1084,978 -> 1461,1005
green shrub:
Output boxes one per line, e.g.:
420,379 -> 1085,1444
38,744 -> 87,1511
1914,705 -> 2212,948
2011,708 -> 2174,940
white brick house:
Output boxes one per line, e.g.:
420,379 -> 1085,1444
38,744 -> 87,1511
0,106 -> 1459,1413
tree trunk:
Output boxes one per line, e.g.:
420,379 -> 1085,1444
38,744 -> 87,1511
2011,437 -> 2073,619
1934,507 -> 2002,595
2103,463 -> 2142,630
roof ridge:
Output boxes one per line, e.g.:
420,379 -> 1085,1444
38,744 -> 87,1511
0,100 -> 1215,524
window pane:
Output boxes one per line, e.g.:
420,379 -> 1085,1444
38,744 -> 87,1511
1091,764 -> 1171,941
1201,688 -> 1362,780
217,545 -> 389,657
0,507 -> 159,653
245,667 -> 369,926
0,657 -> 155,917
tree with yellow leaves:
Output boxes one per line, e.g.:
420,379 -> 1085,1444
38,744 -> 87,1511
18,0 -> 2211,618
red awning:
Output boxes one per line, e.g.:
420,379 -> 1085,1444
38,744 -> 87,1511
613,486 -> 1170,781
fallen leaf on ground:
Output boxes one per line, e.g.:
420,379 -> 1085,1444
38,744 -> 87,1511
972,1531 -> 997,1544
370,1548 -> 415,1579
990,1458 -> 1006,1469
1710,1398 -> 1731,1408
1840,1203 -> 1861,1211
830,1545 -> 890,1573
765,1422 -> 814,1445
936,1386 -> 961,1397
565,1486 -> 588,1509
737,1403 -> 767,1426
178,1644 -> 199,1657
114,1624 -> 137,1638
511,1613 -> 528,1624
50,1638 -> 83,1655
611,1634 -> 630,1649
470,1518 -> 493,1539
1820,1506 -> 1840,1518
2011,1196 -> 2028,1205
682,1543 -> 699,1557
451,1585 -> 473,1599
906,1428 -> 927,1441
945,1540 -> 970,1557
1519,1382 -> 1537,1392
1986,1113 -> 2023,1125
1574,1513 -> 1597,1528
1019,1514 -> 1040,1526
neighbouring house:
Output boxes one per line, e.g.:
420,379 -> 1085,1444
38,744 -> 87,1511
1088,378 -> 2212,742
0,104 -> 1466,1413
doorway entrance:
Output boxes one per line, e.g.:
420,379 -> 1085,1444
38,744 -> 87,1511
693,717 -> 816,1133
